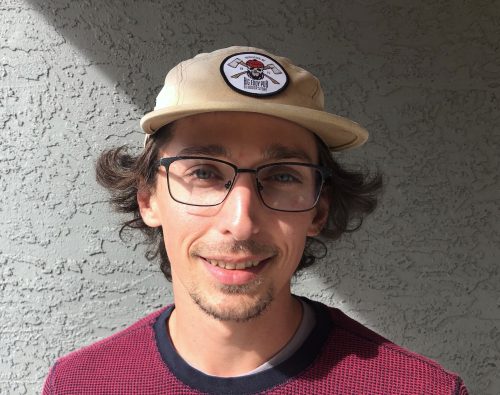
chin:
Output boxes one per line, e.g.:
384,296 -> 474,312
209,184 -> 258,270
190,285 -> 275,323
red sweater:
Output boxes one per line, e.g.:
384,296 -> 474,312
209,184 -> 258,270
43,299 -> 468,394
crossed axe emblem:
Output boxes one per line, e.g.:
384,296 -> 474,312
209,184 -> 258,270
227,58 -> 283,84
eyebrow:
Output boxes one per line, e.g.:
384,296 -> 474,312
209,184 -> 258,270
176,145 -> 228,157
263,144 -> 313,163
175,143 -> 313,163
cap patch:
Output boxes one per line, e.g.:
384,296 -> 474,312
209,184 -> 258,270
220,52 -> 289,97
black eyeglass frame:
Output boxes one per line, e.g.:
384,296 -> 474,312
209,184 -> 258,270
158,156 -> 332,213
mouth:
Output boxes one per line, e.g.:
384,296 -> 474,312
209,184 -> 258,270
204,259 -> 261,270
199,256 -> 272,285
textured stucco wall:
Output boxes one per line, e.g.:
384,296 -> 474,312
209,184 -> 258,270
1,0 -> 499,393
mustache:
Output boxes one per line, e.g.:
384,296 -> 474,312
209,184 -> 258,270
191,239 -> 278,257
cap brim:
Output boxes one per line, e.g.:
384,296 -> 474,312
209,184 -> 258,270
140,102 -> 368,151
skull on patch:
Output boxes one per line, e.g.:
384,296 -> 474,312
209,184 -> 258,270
245,59 -> 265,80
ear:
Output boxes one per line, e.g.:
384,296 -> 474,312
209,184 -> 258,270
307,193 -> 330,237
137,186 -> 162,228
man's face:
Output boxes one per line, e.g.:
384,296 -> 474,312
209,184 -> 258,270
140,112 -> 327,322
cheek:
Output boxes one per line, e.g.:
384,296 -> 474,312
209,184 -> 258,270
152,183 -> 196,263
161,206 -> 202,258
276,214 -> 315,260
281,211 -> 316,238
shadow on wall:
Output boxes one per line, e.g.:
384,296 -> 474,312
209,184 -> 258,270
24,0 -> 204,111
25,0 -> 258,112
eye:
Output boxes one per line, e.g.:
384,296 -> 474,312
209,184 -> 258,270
258,164 -> 308,187
192,168 -> 215,179
270,173 -> 299,183
263,167 -> 303,184
186,165 -> 223,181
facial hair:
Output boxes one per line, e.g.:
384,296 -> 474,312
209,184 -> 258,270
189,240 -> 278,322
190,285 -> 274,323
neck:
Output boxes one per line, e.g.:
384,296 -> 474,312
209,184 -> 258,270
168,287 -> 302,377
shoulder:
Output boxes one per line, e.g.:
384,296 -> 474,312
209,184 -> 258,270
55,307 -> 165,365
303,299 -> 468,394
43,307 -> 172,394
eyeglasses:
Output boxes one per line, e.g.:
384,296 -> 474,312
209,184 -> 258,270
158,156 -> 331,212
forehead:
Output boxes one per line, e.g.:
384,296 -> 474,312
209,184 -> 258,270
161,112 -> 319,163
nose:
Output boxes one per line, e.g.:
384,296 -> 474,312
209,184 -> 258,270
216,173 -> 262,240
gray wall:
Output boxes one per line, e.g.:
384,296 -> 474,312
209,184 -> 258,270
1,0 -> 499,393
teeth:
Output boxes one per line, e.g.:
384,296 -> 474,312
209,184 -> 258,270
206,259 -> 260,270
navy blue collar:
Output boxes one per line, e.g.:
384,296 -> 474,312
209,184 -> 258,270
154,296 -> 332,395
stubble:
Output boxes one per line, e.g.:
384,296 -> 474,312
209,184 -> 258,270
189,239 -> 278,322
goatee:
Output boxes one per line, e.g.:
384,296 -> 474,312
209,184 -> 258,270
190,284 -> 274,323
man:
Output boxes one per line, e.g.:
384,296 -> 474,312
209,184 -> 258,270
43,46 -> 468,394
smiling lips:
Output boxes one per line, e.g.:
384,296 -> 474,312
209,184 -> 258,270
201,256 -> 270,285
205,259 -> 261,270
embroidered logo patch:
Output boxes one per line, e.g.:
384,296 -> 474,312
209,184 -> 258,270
220,52 -> 289,97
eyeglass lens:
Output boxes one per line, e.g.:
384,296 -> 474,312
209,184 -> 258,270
166,158 -> 323,211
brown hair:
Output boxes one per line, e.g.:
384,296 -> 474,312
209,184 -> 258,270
95,125 -> 382,281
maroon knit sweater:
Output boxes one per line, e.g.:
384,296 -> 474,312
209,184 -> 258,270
43,298 -> 468,394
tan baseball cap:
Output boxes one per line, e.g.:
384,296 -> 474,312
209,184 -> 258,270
140,46 -> 368,151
